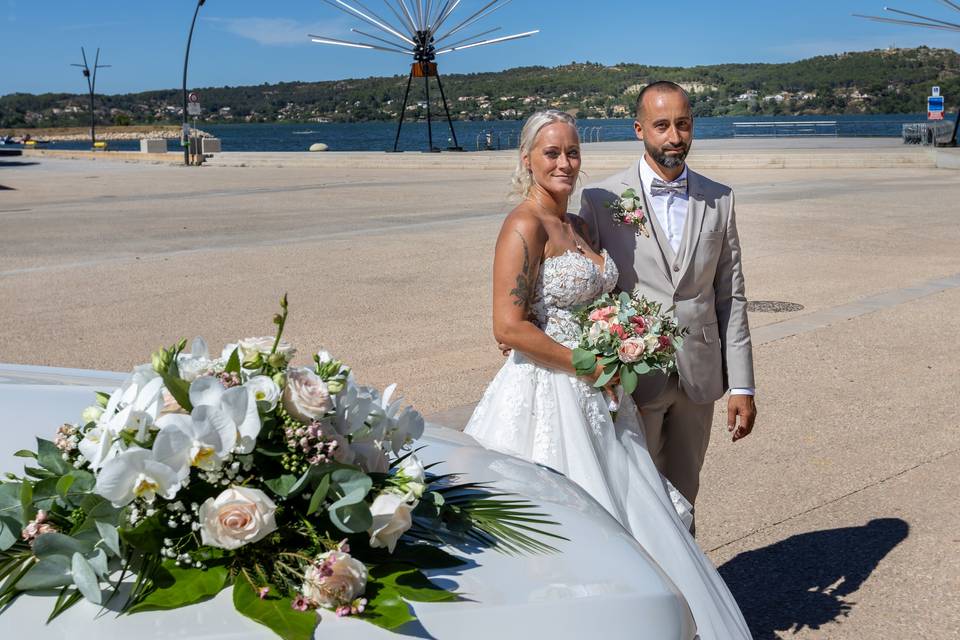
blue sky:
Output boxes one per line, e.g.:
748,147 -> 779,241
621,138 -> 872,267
2,0 -> 959,95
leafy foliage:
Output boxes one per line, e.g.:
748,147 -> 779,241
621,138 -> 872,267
3,47 -> 958,129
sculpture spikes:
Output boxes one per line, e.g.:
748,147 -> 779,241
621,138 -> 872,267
310,0 -> 539,152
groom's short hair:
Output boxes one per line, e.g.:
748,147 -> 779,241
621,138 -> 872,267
635,81 -> 689,120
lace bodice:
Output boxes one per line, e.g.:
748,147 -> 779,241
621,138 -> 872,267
530,249 -> 619,348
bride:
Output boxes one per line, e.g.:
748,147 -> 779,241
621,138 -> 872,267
464,110 -> 751,639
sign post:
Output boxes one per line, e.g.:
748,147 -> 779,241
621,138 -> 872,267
928,86 -> 944,121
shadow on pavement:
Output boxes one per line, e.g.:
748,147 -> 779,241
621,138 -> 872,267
718,517 -> 909,639
0,161 -> 39,167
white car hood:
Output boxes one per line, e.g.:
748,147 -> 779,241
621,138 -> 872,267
0,364 -> 696,639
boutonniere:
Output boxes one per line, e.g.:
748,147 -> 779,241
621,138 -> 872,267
605,188 -> 650,237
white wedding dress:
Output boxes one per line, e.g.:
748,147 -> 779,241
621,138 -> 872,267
464,249 -> 751,640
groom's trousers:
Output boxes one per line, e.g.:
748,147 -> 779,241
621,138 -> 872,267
637,374 -> 715,514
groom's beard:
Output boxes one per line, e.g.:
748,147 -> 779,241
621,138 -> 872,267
646,140 -> 690,169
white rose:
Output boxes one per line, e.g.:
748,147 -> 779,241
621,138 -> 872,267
302,550 -> 367,609
246,375 -> 281,412
620,196 -> 637,212
397,454 -> 425,484
81,405 -> 104,424
644,333 -> 660,354
239,336 -> 295,360
198,486 -> 277,550
588,320 -> 609,344
397,454 -> 426,498
367,492 -> 416,553
282,368 -> 332,423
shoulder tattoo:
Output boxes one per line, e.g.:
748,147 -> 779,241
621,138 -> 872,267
509,230 -> 533,308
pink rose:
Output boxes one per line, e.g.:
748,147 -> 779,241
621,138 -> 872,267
610,323 -> 628,340
588,306 -> 617,323
282,367 -> 332,423
658,335 -> 673,352
630,315 -> 647,334
618,338 -> 646,363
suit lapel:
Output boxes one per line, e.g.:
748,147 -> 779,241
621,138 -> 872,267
622,161 -> 673,285
677,169 -> 707,281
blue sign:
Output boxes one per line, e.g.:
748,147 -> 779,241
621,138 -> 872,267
928,96 -> 944,112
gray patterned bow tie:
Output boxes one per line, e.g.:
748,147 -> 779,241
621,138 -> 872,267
649,177 -> 688,196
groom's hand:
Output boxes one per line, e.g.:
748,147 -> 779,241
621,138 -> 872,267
727,394 -> 757,442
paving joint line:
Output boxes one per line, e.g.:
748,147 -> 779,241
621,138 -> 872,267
707,446 -> 960,554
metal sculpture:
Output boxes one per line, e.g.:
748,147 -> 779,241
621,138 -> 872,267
70,48 -> 111,150
310,1 -> 538,151
855,2 -> 960,144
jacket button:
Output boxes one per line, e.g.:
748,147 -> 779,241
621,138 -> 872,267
673,265 -> 680,272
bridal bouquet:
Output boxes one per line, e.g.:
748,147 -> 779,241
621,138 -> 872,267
572,290 -> 687,395
0,296 -> 562,639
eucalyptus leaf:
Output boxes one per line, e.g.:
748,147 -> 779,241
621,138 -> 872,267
36,438 -> 71,475
0,515 -> 20,551
19,481 -> 34,523
232,577 -> 316,640
13,449 -> 36,459
17,555 -> 72,590
0,483 -> 22,521
329,500 -> 372,534
71,552 -> 102,604
32,532 -> 93,558
55,475 -> 75,498
306,474 -> 331,516
94,391 -> 111,408
263,474 -> 298,498
595,366 -> 617,388
572,347 -> 597,374
129,563 -> 228,613
80,494 -> 119,521
620,366 -> 638,394
95,521 -> 121,557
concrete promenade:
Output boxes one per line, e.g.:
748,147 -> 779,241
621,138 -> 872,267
2,138 -> 958,638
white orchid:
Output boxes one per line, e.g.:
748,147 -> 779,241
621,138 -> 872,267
331,380 -> 377,437
153,406 -> 237,477
80,375 -> 165,469
187,376 -> 261,454
95,448 -> 183,507
376,384 -> 425,454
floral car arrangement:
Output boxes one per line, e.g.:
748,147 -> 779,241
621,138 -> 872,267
0,297 -> 563,640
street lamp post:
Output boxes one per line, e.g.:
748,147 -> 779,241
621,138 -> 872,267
70,48 -> 110,150
182,0 -> 206,166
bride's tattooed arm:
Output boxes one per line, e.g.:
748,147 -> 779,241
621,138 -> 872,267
509,230 -> 533,309
492,212 -> 598,380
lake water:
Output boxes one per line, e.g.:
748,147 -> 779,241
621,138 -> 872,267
31,114 -> 949,153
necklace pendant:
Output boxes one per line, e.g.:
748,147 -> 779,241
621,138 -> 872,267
575,242 -> 584,254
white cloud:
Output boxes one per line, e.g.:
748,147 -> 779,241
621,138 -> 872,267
204,16 -> 355,47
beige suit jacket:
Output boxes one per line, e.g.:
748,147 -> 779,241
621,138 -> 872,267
579,160 -> 754,405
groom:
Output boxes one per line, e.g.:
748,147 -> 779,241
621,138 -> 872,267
579,81 -> 757,521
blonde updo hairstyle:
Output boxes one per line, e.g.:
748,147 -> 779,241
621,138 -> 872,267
511,109 -> 579,198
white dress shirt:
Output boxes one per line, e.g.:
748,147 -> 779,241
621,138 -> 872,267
639,155 -> 754,398
639,156 -> 688,255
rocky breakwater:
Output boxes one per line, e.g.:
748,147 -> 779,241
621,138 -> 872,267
2,126 -> 212,142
